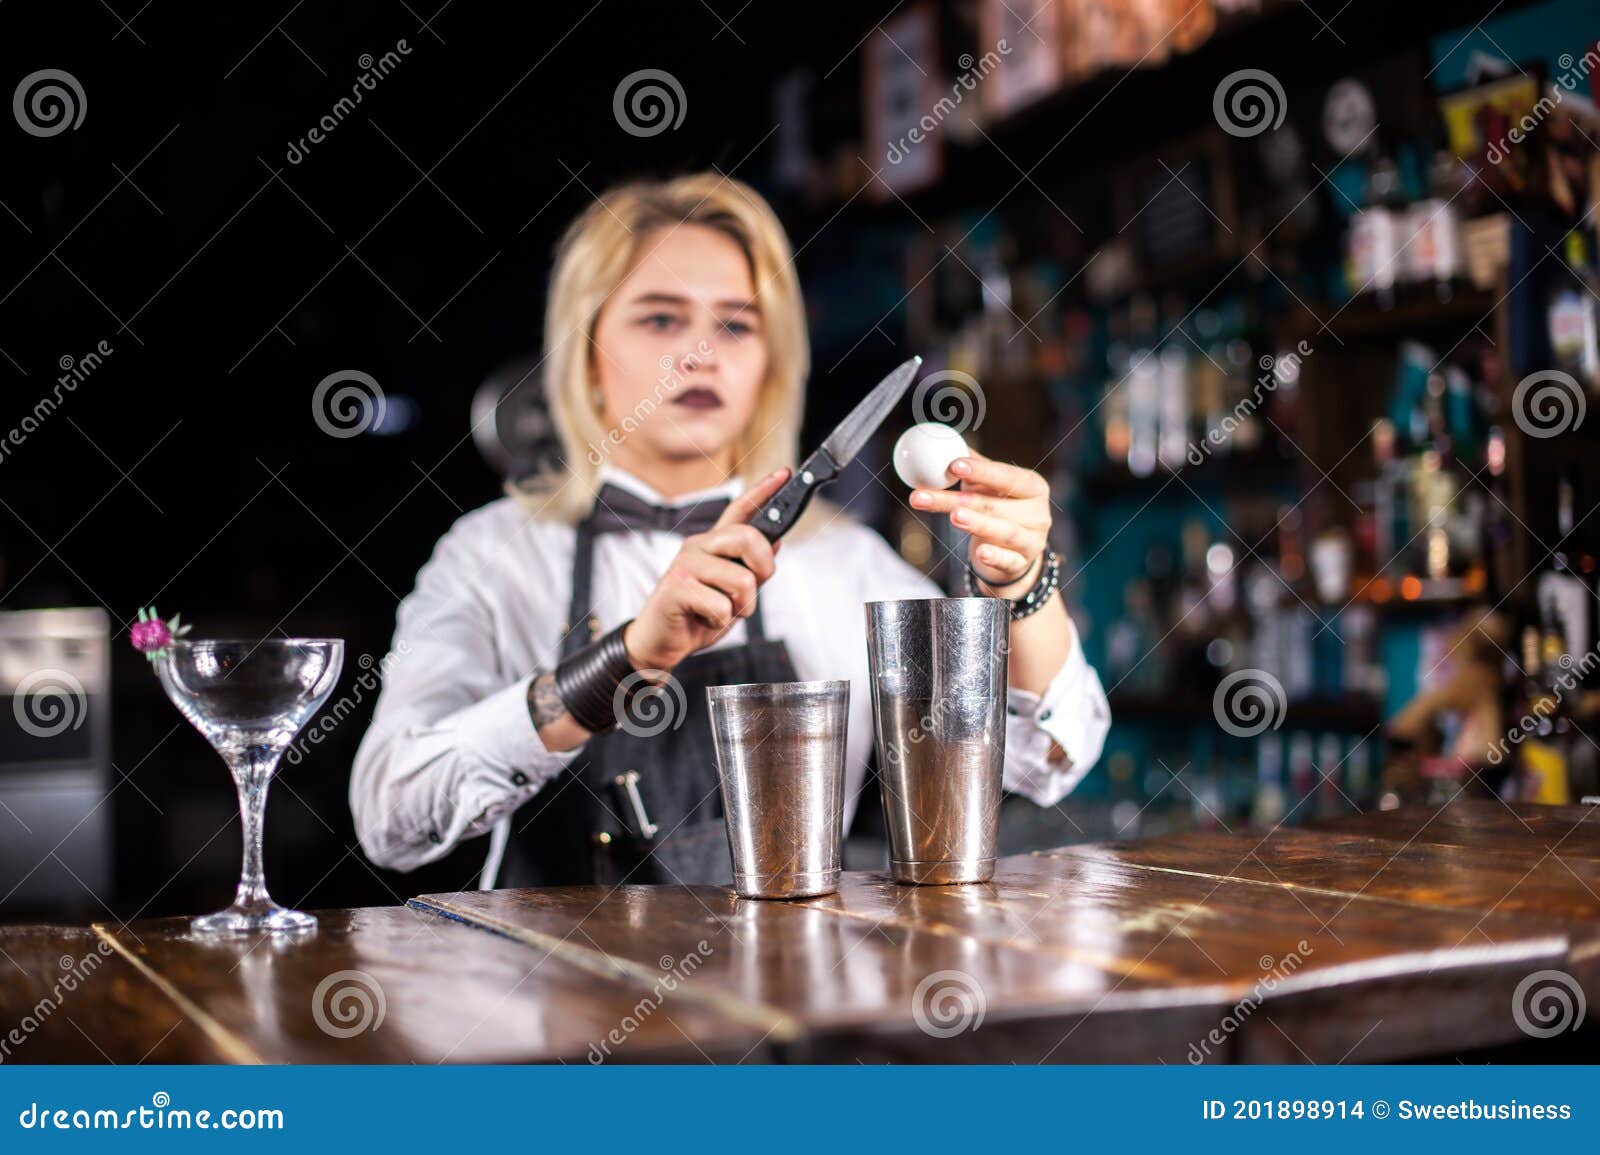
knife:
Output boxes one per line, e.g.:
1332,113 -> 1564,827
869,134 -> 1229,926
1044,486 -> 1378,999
749,356 -> 922,541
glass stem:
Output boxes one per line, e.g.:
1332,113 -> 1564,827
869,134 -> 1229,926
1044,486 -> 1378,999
224,745 -> 281,912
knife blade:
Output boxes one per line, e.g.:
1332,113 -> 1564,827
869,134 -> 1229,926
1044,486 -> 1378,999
748,355 -> 921,542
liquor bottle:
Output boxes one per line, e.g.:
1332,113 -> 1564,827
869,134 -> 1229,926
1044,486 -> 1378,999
1126,295 -> 1160,477
1540,611 -> 1575,805
1222,308 -> 1262,454
1407,363 -> 1491,589
1251,734 -> 1286,828
1540,472 -> 1591,659
1521,625 -> 1547,721
1158,343 -> 1190,473
1198,299 -> 1258,457
1404,150 -> 1465,302
1204,542 -> 1251,679
1107,752 -> 1142,838
1346,738 -> 1373,808
1570,735 -> 1600,803
1481,425 -> 1515,598
1418,370 -> 1455,581
1103,306 -> 1131,467
1174,521 -> 1214,686
1287,732 -> 1316,817
1347,148 -> 1406,308
1191,760 -> 1225,831
1370,418 -> 1406,576
1190,307 -> 1229,458
1554,472 -> 1578,582
1316,733 -> 1346,817
1547,232 -> 1600,392
1519,623 -> 1569,805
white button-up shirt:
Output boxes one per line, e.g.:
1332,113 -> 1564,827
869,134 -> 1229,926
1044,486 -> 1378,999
350,465 -> 1110,883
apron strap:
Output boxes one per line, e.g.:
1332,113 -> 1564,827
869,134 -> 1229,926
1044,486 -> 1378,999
559,517 -> 600,660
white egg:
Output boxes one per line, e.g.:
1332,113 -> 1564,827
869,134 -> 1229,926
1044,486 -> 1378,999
893,422 -> 969,490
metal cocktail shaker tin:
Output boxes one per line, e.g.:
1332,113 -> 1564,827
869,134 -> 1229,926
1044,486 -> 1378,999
866,598 -> 1008,885
707,680 -> 849,899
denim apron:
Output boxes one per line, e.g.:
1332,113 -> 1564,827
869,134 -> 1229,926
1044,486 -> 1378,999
495,507 -> 799,887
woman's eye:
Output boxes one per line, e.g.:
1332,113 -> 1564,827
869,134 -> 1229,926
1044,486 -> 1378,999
640,314 -> 683,333
720,319 -> 755,337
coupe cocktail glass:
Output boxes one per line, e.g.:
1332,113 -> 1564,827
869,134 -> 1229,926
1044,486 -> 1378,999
155,638 -> 343,933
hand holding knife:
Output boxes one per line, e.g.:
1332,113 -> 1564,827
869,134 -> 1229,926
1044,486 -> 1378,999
608,355 -> 923,679
746,355 -> 922,542
593,359 -> 920,837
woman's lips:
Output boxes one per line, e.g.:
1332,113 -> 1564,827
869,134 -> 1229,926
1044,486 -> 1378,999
672,387 -> 723,411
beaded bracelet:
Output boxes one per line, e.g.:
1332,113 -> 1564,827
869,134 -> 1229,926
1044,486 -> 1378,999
963,548 -> 1061,620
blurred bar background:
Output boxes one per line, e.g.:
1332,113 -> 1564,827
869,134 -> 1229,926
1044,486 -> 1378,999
2,0 -> 1597,922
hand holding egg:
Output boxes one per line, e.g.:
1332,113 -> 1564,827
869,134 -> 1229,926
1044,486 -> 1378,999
893,422 -> 969,490
904,429 -> 1054,595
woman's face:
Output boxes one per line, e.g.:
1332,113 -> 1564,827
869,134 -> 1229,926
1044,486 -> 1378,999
590,223 -> 768,473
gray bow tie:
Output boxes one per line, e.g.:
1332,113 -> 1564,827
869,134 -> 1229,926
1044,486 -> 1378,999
585,483 -> 731,536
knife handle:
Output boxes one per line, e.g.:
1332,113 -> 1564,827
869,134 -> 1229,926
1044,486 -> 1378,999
749,449 -> 839,543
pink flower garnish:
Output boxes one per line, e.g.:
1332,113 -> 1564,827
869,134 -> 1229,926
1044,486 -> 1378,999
130,618 -> 170,652
131,606 -> 191,662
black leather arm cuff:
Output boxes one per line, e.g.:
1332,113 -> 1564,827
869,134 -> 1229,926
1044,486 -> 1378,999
553,621 -> 637,734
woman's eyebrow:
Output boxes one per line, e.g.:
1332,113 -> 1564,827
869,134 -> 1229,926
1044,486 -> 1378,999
624,291 -> 758,313
627,291 -> 691,307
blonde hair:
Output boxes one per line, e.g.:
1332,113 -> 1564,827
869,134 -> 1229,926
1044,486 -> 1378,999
510,172 -> 811,526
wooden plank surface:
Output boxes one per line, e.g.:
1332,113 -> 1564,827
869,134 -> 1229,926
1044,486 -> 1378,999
3,800 -> 1589,1064
2,906 -> 772,1063
1045,826 -> 1600,951
413,844 -> 1568,1063
411,880 -> 1213,1063
1313,799 -> 1600,860
984,852 -> 1569,1063
1039,808 -> 1600,1060
0,922 -> 225,1063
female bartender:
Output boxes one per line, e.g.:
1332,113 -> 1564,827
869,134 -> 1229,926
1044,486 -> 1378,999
350,172 -> 1111,888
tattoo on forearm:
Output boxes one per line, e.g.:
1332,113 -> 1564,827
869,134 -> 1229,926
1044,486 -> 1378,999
528,670 -> 568,729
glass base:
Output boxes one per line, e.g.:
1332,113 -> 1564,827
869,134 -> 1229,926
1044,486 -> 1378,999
191,903 -> 317,935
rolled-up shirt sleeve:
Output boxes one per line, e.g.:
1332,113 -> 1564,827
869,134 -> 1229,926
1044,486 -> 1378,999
850,526 -> 1109,806
1001,620 -> 1111,806
350,523 -> 577,873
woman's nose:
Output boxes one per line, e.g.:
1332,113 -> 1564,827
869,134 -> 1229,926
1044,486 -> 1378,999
679,331 -> 720,372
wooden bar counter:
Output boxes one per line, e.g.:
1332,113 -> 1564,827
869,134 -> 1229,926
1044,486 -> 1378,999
2,801 -> 1596,1063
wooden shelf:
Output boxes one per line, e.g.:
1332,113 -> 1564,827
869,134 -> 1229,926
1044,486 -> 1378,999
1366,593 -> 1489,618
786,2 -> 1535,233
1278,287 -> 1503,343
1304,575 -> 1491,619
1079,450 -> 1296,499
